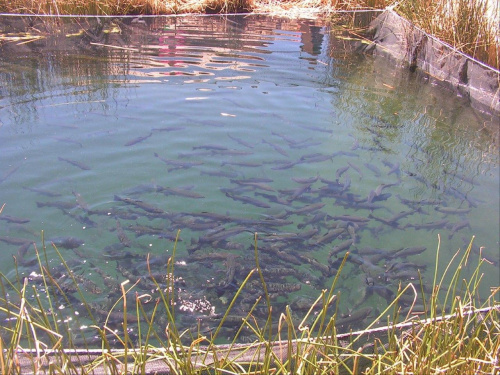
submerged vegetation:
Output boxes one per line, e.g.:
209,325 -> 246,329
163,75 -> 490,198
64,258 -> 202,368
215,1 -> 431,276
0,0 -> 498,69
0,218 -> 498,374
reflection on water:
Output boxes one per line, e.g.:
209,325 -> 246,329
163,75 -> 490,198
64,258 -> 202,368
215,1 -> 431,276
0,14 -> 498,346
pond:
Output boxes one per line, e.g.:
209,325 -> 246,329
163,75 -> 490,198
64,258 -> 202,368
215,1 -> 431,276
0,14 -> 498,346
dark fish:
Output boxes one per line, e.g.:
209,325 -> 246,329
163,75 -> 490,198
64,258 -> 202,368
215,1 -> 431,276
331,215 -> 369,222
292,175 -> 319,184
369,210 -> 415,226
227,134 -> 254,149
383,160 -> 400,177
336,166 -> 349,180
36,201 -> 78,210
394,246 -> 427,257
53,136 -> 83,147
124,132 -> 152,146
0,236 -> 34,246
0,165 -> 21,184
330,239 -> 354,257
287,202 -> 325,215
162,187 -> 205,199
23,186 -> 62,197
58,157 -> 91,171
151,126 -> 185,132
230,179 -> 274,192
254,192 -> 290,205
193,144 -> 227,151
447,220 -> 471,239
297,153 -> 333,164
435,206 -> 471,215
49,236 -> 84,249
262,139 -> 289,157
271,161 -> 297,170
221,161 -> 262,168
212,149 -> 254,156
312,227 -> 345,245
347,162 -> 363,179
225,192 -> 270,208
72,190 -> 89,211
364,163 -> 381,177
200,170 -> 239,178
154,153 -> 204,170
113,195 -> 165,214
405,219 -> 449,231
116,220 -> 131,247
282,183 -> 313,202
289,140 -> 323,149
336,307 -> 372,327
0,215 -> 30,224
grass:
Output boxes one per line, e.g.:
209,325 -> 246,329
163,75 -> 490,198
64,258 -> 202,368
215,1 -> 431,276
0,0 -> 498,70
0,217 -> 498,374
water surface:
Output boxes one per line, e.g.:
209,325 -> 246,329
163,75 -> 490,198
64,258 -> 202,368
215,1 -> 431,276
0,14 -> 498,346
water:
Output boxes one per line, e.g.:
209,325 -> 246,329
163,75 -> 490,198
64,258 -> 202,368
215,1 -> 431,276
0,14 -> 498,346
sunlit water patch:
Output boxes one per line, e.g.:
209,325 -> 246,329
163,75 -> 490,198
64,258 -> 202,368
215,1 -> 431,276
0,14 -> 498,346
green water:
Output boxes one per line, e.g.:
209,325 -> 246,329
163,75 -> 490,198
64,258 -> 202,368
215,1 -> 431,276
0,14 -> 498,345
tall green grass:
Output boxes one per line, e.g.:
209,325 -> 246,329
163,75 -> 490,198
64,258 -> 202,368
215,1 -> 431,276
0,227 -> 498,374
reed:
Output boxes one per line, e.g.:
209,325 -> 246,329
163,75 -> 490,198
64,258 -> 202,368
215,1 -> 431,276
0,228 -> 498,374
395,0 -> 499,69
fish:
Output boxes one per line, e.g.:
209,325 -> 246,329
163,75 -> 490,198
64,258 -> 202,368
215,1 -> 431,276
347,162 -> 363,179
336,307 -> 372,327
49,236 -> 84,249
331,215 -> 369,223
0,215 -> 30,224
369,210 -> 415,226
383,160 -> 400,177
0,236 -> 34,246
161,187 -> 205,199
447,220 -> 471,239
124,132 -> 152,146
227,134 -> 255,149
151,126 -> 185,132
36,201 -> 78,210
225,192 -> 270,208
53,136 -> 83,147
435,206 -> 471,215
230,179 -> 274,192
292,175 -> 319,184
200,170 -> 239,178
221,161 -> 262,168
23,186 -> 62,197
364,163 -> 381,177
394,246 -> 427,257
336,166 -> 350,180
115,220 -> 131,247
212,149 -> 254,156
58,157 -> 91,171
193,144 -> 227,151
287,202 -> 325,216
262,139 -> 289,157
113,195 -> 165,214
154,153 -> 203,170
312,227 -> 345,245
329,239 -> 354,257
405,219 -> 449,231
0,165 -> 21,184
72,190 -> 89,211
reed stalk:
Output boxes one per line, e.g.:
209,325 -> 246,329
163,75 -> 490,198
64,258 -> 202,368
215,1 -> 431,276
0,228 -> 498,374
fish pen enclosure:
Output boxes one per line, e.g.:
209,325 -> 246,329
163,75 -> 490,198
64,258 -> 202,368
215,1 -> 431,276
0,11 -> 499,374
